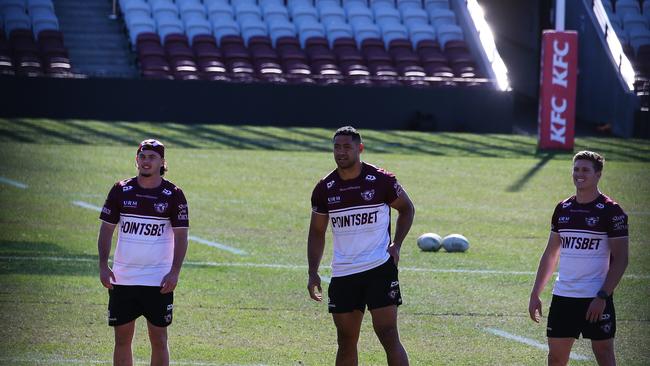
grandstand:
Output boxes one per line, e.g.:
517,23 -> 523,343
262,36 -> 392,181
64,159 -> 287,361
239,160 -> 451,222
0,0 -> 648,137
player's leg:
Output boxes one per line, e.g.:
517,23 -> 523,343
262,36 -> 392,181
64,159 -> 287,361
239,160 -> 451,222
369,305 -> 408,366
591,339 -> 616,366
147,321 -> 169,366
141,287 -> 174,366
332,310 -> 364,366
547,338 -> 575,366
113,320 -> 136,366
109,285 -> 139,366
365,258 -> 407,365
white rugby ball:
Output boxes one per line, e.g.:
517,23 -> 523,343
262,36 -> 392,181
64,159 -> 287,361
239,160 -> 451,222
417,233 -> 443,252
442,234 -> 469,252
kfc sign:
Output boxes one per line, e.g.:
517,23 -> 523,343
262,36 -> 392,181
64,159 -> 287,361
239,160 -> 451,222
538,31 -> 577,150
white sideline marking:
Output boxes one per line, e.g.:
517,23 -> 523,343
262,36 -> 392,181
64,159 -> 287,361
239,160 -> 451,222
2,255 -> 649,279
320,275 -> 331,284
70,200 -> 247,255
0,176 -> 28,189
72,200 -> 102,212
188,235 -> 247,256
485,328 -> 590,361
0,357 -> 266,365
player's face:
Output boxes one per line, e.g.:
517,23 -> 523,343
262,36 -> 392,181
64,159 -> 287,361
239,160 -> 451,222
572,159 -> 600,190
136,150 -> 163,178
333,135 -> 362,169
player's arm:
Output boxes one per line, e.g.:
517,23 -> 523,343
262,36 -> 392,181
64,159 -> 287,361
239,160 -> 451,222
161,227 -> 189,294
98,221 -> 117,289
307,211 -> 329,301
528,231 -> 561,322
585,237 -> 628,322
388,190 -> 415,266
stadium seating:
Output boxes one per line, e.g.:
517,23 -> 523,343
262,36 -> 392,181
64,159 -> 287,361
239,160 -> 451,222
0,0 -> 72,77
117,0 -> 486,86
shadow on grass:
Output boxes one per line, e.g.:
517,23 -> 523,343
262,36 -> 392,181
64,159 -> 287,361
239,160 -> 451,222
0,241 -> 97,276
506,153 -> 556,192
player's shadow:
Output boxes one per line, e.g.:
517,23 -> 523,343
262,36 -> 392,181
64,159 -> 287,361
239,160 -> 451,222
506,152 -> 556,192
0,240 -> 97,276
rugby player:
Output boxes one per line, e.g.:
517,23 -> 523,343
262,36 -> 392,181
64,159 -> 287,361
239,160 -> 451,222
529,151 -> 629,366
307,126 -> 415,366
98,139 -> 189,366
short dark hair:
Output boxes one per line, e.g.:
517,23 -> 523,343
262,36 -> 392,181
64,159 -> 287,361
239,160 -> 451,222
333,126 -> 362,143
573,150 -> 604,172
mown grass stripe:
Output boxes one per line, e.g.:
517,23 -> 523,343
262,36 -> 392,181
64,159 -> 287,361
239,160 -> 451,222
2,255 -> 648,279
484,328 -> 590,361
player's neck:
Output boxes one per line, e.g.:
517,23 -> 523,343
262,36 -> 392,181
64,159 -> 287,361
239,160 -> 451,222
137,174 -> 163,189
337,161 -> 362,180
575,187 -> 600,204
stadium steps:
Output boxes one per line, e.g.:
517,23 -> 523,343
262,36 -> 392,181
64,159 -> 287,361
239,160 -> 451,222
53,0 -> 138,78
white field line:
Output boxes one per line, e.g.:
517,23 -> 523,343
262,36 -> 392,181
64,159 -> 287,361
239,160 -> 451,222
485,328 -> 590,361
2,255 -> 649,280
188,235 -> 247,256
0,357 -> 266,365
71,200 -> 247,255
0,176 -> 28,189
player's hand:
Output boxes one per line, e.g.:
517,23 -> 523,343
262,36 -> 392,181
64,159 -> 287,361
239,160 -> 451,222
586,298 -> 606,323
387,242 -> 401,266
307,272 -> 322,302
160,270 -> 179,294
99,264 -> 115,289
528,294 -> 543,323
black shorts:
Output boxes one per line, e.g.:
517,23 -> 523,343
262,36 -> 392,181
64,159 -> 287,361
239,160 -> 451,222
547,294 -> 616,340
108,285 -> 174,327
328,258 -> 402,313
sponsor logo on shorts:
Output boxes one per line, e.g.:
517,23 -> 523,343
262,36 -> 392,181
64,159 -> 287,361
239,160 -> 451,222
154,202 -> 168,213
585,216 -> 599,227
601,313 -> 611,321
365,174 -> 376,182
361,189 -> 375,201
390,281 -> 399,288
162,189 -> 172,196
601,322 -> 612,333
167,304 -> 174,311
164,314 -> 172,323
122,185 -> 133,192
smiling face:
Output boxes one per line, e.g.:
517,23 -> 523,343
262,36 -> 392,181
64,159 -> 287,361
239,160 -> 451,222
572,159 -> 601,191
333,134 -> 363,170
136,150 -> 164,178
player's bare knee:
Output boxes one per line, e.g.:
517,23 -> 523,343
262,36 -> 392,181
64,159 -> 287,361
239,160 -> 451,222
374,325 -> 400,345
547,351 -> 569,366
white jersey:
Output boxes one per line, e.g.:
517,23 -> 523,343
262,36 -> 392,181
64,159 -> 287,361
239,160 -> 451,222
550,194 -> 628,298
100,178 -> 189,286
311,162 -> 404,277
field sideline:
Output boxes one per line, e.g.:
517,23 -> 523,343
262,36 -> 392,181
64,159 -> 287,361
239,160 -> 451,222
0,118 -> 649,365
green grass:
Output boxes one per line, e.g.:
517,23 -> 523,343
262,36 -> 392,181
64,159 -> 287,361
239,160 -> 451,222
0,118 -> 649,365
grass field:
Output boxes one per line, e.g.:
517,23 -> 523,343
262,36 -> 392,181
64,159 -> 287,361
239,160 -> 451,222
0,118 -> 649,365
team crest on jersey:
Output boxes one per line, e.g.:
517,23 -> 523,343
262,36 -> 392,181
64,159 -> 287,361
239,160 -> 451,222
585,216 -> 599,227
326,180 -> 335,189
596,203 -> 605,209
361,189 -> 375,201
365,174 -> 376,182
162,189 -> 172,196
154,202 -> 168,213
122,185 -> 133,192
562,202 -> 572,208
